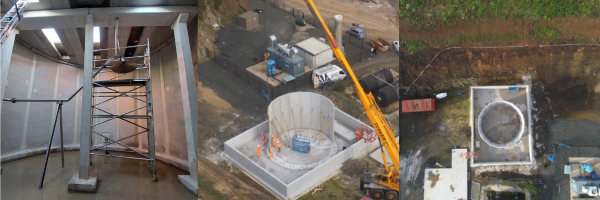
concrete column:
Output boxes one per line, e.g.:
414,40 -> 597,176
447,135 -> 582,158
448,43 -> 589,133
334,15 -> 343,53
69,14 -> 97,193
1,29 -> 18,101
1,29 -> 18,150
171,13 -> 199,195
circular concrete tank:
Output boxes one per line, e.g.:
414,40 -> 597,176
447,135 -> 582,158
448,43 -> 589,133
267,92 -> 338,169
477,101 -> 525,148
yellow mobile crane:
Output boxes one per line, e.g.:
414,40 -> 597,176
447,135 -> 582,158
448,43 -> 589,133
302,1 -> 399,199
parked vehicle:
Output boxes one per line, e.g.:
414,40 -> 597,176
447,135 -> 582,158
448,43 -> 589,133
347,28 -> 366,39
312,64 -> 347,88
253,9 -> 263,14
371,38 -> 391,51
393,41 -> 399,52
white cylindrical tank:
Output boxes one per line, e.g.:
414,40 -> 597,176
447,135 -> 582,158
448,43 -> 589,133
334,15 -> 344,53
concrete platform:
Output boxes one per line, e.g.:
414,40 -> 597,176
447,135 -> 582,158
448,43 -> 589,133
68,174 -> 98,193
424,149 -> 468,200
246,61 -> 311,87
470,86 -> 533,166
334,120 -> 357,144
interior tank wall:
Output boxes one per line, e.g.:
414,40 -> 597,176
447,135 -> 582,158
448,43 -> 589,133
1,42 -> 83,154
267,92 -> 334,146
1,37 -> 189,163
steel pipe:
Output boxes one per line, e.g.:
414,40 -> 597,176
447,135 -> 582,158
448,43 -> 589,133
93,44 -> 148,52
94,55 -> 145,62
90,153 -> 152,161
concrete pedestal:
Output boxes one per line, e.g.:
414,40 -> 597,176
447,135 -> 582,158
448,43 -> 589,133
295,24 -> 307,32
178,175 -> 198,196
67,173 -> 98,193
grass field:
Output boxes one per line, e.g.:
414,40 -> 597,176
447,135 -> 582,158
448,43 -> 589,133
400,0 -> 600,26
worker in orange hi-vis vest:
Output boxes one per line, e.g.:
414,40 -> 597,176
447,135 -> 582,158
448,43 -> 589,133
256,145 -> 262,158
261,133 -> 266,146
269,145 -> 274,158
356,130 -> 362,141
277,142 -> 281,152
272,136 -> 277,146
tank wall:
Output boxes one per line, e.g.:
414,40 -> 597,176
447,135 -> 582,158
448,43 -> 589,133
267,92 -> 334,145
1,39 -> 188,162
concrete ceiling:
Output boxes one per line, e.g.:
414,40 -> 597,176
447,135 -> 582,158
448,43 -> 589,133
3,0 -> 197,65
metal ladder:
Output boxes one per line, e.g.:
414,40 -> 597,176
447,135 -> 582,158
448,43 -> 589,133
89,38 -> 157,181
1,0 -> 31,45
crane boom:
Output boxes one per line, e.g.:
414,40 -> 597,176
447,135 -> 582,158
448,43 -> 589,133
303,0 -> 399,192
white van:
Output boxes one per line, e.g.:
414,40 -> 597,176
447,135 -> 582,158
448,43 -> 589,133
312,64 -> 347,88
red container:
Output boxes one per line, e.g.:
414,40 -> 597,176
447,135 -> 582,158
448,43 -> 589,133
402,98 -> 435,113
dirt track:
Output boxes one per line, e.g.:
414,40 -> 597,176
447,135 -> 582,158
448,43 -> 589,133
284,0 -> 400,42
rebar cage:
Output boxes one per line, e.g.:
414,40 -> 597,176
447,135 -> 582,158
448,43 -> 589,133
89,38 -> 157,181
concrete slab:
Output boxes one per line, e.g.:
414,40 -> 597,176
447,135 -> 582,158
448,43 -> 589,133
67,173 -> 98,193
3,151 -> 195,199
470,86 -> 533,166
369,136 -> 400,166
424,149 -> 468,200
178,175 -> 198,196
246,61 -> 312,87
334,120 -> 357,143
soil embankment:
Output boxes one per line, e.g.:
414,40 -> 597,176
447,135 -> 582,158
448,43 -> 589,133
399,46 -> 600,113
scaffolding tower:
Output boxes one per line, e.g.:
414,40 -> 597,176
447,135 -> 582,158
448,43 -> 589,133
89,37 -> 156,181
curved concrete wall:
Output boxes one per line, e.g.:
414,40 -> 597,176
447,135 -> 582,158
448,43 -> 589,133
267,92 -> 335,145
1,40 -> 189,166
477,101 -> 525,148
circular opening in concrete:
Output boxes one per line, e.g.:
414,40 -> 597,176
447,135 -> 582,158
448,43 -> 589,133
477,101 -> 525,148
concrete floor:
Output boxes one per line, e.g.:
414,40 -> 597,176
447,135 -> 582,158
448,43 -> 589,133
471,86 -> 533,164
0,151 -> 196,200
481,104 -> 521,144
424,149 -> 468,200
237,132 -> 347,184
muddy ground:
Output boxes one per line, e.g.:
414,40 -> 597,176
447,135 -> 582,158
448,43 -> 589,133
399,45 -> 600,199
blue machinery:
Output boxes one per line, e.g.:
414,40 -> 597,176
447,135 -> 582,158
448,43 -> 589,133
292,134 -> 311,153
267,60 -> 276,77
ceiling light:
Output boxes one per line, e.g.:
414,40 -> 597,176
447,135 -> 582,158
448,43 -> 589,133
94,27 -> 100,43
41,29 -> 61,43
62,56 -> 70,60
